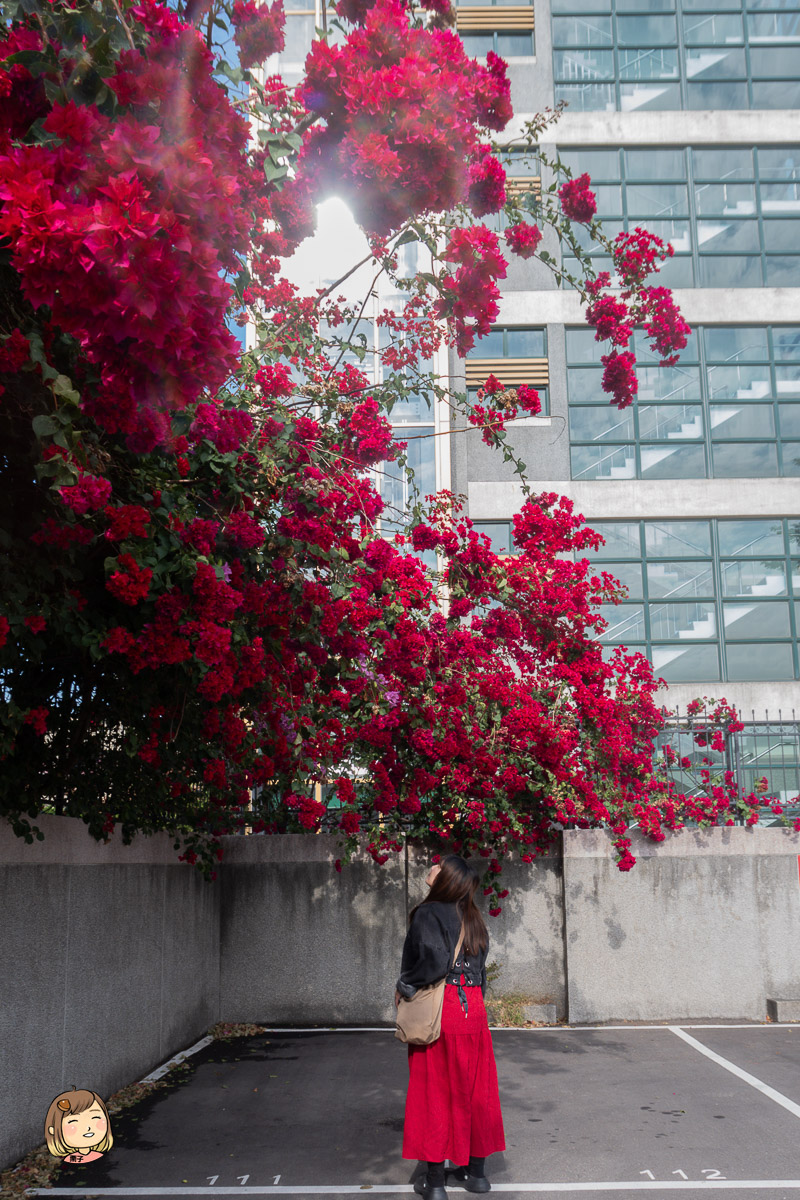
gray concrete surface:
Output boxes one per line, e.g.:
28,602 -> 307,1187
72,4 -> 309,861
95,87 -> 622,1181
28,1024 -> 800,1199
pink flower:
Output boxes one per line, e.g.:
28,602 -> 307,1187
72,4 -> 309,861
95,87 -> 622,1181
601,350 -> 638,409
232,0 -> 285,69
558,173 -> 597,223
468,151 -> 506,218
59,474 -> 112,515
23,706 -> 49,736
106,554 -> 153,606
505,222 -> 542,259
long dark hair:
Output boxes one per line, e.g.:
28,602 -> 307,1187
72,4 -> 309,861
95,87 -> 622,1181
410,854 -> 488,955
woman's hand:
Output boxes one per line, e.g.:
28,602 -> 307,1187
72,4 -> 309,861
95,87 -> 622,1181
394,990 -> 401,1008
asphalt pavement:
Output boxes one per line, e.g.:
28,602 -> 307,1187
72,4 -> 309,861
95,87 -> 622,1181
32,1024 -> 800,1200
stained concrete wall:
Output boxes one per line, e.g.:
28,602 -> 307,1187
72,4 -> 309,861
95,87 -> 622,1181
4,818 -> 800,1170
563,826 -> 800,1023
0,816 -> 220,1171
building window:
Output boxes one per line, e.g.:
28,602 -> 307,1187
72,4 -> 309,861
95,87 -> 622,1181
567,324 -> 800,480
552,0 -> 800,112
471,517 -> 800,682
557,145 -> 800,291
466,327 -> 550,413
457,3 -> 536,57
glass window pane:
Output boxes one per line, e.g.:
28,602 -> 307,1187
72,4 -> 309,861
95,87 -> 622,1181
571,444 -> 635,479
651,643 -> 721,681
749,48 -> 800,82
567,329 -> 606,364
472,522 -> 511,553
619,48 -> 679,78
470,328 -> 505,358
707,362 -> 771,399
649,601 -> 716,640
758,149 -> 800,181
763,220 -> 800,252
584,521 -> 641,558
556,83 -> 616,111
638,404 -> 703,438
704,326 -> 769,361
282,15 -> 315,57
624,149 -> 686,179
558,149 -> 620,179
460,33 -> 494,56
645,521 -> 712,557
698,256 -> 763,287
598,603 -> 646,642
568,367 -> 608,401
712,441 -> 779,476
637,364 -> 702,402
776,363 -> 800,395
695,182 -> 756,215
552,15 -> 613,43
687,81 -> 749,107
760,182 -> 800,214
765,257 -> 800,286
747,11 -> 800,40
683,12 -> 744,42
724,601 -> 791,638
696,219 -> 760,253
721,557 -> 787,596
684,0 -> 741,9
782,442 -> 800,473
625,182 -> 689,215
551,0 -> 611,11
774,328 -> 800,359
497,33 -> 535,56
725,643 -> 795,680
709,404 -> 775,438
640,442 -> 707,478
570,406 -> 635,440
617,15 -> 677,44
506,328 -> 546,357
692,147 -> 753,180
553,48 -> 615,77
686,48 -> 746,78
752,81 -> 800,107
718,520 -> 785,556
621,82 -> 685,112
779,403 -> 800,435
603,561 -> 644,597
647,560 -> 716,598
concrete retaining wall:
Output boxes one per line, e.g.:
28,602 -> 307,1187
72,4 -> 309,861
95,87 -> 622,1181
563,825 -> 800,1023
0,817 -> 220,1171
3,818 -> 800,1168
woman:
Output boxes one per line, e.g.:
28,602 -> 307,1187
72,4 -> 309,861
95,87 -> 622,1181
395,854 -> 505,1199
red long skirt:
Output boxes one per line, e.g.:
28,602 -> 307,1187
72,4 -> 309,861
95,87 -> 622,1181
402,983 -> 506,1166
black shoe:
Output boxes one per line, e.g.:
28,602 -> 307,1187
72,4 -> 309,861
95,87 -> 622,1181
446,1166 -> 491,1194
414,1174 -> 448,1200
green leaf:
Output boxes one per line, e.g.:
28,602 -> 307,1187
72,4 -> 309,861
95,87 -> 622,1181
32,414 -> 58,439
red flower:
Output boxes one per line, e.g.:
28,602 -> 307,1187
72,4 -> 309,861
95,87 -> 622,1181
23,706 -> 49,735
232,0 -> 286,68
601,350 -> 638,409
59,474 -> 112,515
24,614 -> 46,634
468,151 -> 506,218
106,554 -> 153,606
505,222 -> 542,259
558,173 -> 597,223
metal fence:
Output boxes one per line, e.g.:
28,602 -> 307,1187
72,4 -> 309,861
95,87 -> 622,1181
656,707 -> 800,825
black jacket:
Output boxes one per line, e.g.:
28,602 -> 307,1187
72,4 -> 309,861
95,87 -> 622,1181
396,900 -> 488,999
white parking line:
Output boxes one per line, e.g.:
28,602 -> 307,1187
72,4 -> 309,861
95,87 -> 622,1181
140,1037 -> 215,1083
29,1181 -> 800,1195
670,1026 -> 800,1120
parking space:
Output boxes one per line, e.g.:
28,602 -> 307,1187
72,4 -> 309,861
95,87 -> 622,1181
34,1025 -> 800,1200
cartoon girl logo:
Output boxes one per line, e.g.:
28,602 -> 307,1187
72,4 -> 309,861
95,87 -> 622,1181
45,1087 -> 114,1164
